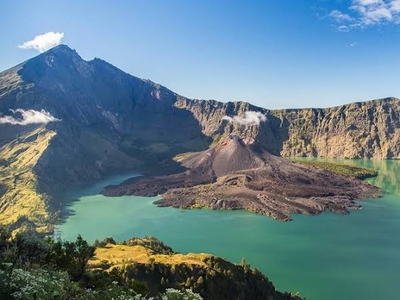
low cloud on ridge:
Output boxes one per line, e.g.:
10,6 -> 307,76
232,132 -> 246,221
18,32 -> 65,53
222,111 -> 266,126
0,109 -> 61,125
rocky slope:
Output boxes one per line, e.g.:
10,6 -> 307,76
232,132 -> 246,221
176,97 -> 400,158
276,98 -> 400,158
0,44 -> 398,231
103,135 -> 380,220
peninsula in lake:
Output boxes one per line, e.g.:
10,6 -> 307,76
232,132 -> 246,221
0,44 -> 396,232
103,135 -> 379,220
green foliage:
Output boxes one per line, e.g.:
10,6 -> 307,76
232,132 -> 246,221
293,159 -> 378,179
47,235 -> 96,281
94,237 -> 117,248
13,233 -> 51,267
0,268 -> 72,300
240,257 -> 251,272
122,236 -> 175,255
0,226 -> 302,300
161,288 -> 203,300
0,229 -> 147,299
0,226 -> 11,257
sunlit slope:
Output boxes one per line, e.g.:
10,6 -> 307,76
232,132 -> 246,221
0,127 -> 56,233
90,240 -> 303,300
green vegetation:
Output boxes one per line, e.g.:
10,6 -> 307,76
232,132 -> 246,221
0,128 -> 57,235
0,227 -> 302,300
293,159 -> 378,179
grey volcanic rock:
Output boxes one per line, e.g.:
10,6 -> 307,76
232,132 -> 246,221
103,136 -> 380,220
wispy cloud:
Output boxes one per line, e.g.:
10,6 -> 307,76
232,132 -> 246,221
326,0 -> 400,30
222,111 -> 266,126
18,32 -> 65,53
329,10 -> 354,22
0,109 -> 61,125
338,25 -> 351,32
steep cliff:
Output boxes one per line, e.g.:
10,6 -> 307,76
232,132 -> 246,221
278,99 -> 400,158
176,97 -> 400,159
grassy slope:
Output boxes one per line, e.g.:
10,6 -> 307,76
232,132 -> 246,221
92,244 -> 209,268
90,242 -> 303,300
292,159 -> 378,179
0,127 -> 56,233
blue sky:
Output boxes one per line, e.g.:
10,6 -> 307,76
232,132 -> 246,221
1,0 -> 400,109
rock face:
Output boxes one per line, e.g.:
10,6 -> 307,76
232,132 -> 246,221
273,100 -> 400,159
103,135 -> 380,221
176,97 -> 400,159
0,44 -> 396,231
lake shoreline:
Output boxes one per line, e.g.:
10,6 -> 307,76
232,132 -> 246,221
102,153 -> 381,221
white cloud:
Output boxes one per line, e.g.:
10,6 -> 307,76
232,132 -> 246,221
391,0 -> 400,12
18,32 -> 65,53
338,25 -> 350,32
327,0 -> 400,30
357,0 -> 383,4
222,111 -> 266,126
0,109 -> 61,125
329,10 -> 354,22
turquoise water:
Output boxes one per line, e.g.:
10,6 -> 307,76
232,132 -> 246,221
55,160 -> 400,300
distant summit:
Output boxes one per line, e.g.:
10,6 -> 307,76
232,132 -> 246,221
43,43 -> 78,54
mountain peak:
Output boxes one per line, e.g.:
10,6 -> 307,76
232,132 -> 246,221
44,44 -> 76,55
38,44 -> 82,63
19,44 -> 84,71
17,43 -> 90,85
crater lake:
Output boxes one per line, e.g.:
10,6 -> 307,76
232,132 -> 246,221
55,159 -> 400,300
